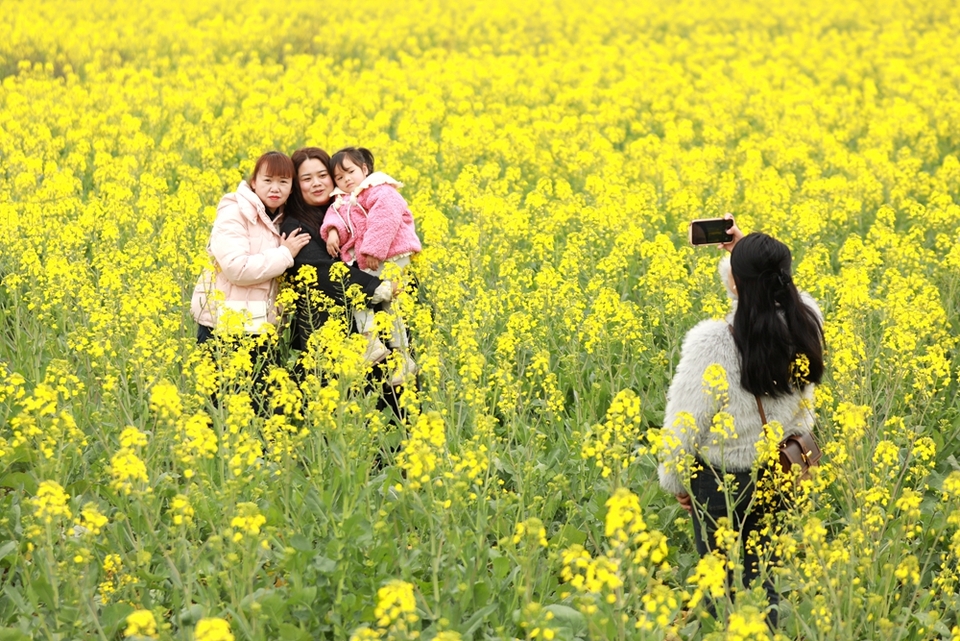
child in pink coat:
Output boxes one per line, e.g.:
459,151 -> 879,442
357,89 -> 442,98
321,147 -> 421,385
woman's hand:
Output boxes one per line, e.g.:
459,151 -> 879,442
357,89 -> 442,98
280,228 -> 311,258
675,492 -> 693,513
719,213 -> 744,252
326,229 -> 341,257
363,254 -> 381,272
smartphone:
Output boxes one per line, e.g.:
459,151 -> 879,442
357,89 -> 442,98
688,218 -> 734,245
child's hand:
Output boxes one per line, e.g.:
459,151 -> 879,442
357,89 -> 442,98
326,230 -> 340,257
363,255 -> 381,271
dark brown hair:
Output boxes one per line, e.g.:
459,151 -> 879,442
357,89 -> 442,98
249,151 -> 294,184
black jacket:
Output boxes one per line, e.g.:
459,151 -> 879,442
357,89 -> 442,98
280,215 -> 384,350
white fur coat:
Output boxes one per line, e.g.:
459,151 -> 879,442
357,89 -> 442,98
656,256 -> 822,496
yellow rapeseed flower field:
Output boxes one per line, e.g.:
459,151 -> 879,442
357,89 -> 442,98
1,0 -> 959,639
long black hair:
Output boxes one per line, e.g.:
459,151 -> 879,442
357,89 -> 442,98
730,233 -> 824,397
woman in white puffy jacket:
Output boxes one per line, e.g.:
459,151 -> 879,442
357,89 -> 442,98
191,151 -> 310,342
657,227 -> 825,628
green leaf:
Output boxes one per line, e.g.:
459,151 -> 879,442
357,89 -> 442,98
313,555 -> 337,573
0,628 -> 31,641
0,541 -> 17,561
1,585 -> 29,614
492,555 -> 511,580
470,580 -> 491,607
100,603 -> 135,638
175,604 -> 205,626
27,579 -> 54,610
543,605 -> 586,636
0,473 -> 36,494
288,534 -> 314,552
259,592 -> 288,619
550,524 -> 586,548
278,623 -> 310,641
463,603 -> 498,635
65,480 -> 90,496
288,586 -> 317,606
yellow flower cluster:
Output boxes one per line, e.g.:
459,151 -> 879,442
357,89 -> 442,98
517,602 -> 558,640
398,411 -> 447,490
149,380 -> 183,422
98,553 -> 136,604
222,393 -> 264,478
373,579 -> 419,632
560,545 -> 622,602
686,552 -> 728,609
5,361 -> 86,468
562,489 -> 675,630
194,617 -> 234,641
109,448 -> 150,496
124,609 -> 158,639
229,502 -> 267,544
168,494 -> 195,526
75,502 -> 109,537
175,411 -> 218,479
513,517 -> 549,548
30,480 -> 71,525
580,389 -> 644,481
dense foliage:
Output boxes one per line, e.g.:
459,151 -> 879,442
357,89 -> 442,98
1,0 -> 959,639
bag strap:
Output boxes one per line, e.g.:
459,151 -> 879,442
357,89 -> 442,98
755,395 -> 767,425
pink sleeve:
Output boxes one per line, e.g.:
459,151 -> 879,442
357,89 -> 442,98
209,200 -> 293,286
358,185 -> 408,261
320,202 -> 349,241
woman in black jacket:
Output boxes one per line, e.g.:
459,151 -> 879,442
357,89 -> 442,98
280,147 -> 394,353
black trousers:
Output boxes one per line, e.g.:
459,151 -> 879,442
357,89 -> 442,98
195,324 -> 277,415
690,462 -> 780,628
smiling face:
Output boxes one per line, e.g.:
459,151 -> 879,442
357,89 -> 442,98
297,158 -> 335,206
334,157 -> 369,193
250,170 -> 292,209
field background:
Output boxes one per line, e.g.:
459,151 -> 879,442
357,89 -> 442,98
1,0 -> 960,639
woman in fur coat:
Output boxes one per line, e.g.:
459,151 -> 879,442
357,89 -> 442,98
657,228 -> 825,627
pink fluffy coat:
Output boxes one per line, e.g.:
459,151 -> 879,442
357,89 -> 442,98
320,172 -> 422,271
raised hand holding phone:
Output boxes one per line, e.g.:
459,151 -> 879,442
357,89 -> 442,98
688,214 -> 743,251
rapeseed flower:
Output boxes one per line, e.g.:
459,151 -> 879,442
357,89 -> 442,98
229,502 -> 266,543
109,448 -> 150,495
30,480 -> 72,525
2,0 -> 959,637
75,502 -> 109,536
194,617 -> 234,641
398,411 -> 446,489
686,552 -> 727,608
374,579 -> 418,628
124,609 -> 158,639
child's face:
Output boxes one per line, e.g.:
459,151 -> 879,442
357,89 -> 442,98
251,170 -> 292,209
334,157 -> 369,193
